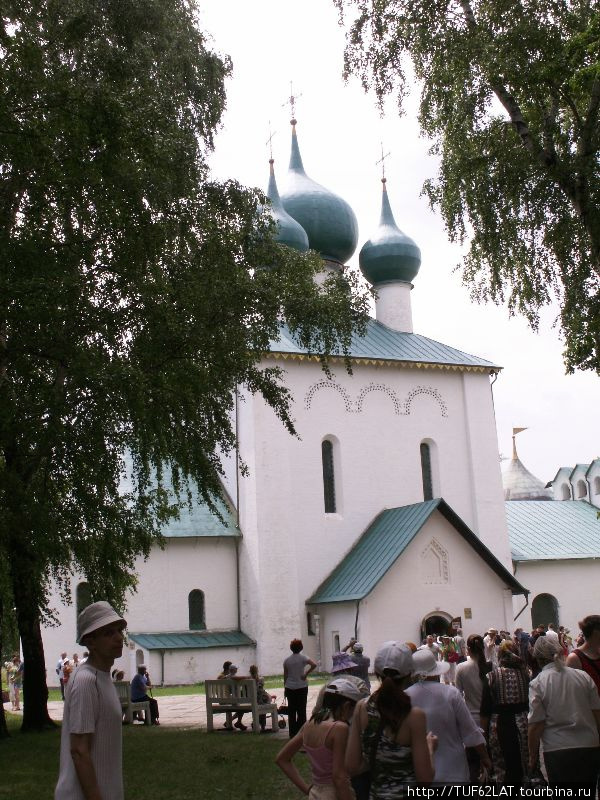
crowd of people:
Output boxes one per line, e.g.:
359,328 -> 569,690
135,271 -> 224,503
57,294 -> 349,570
276,617 -> 600,798
55,651 -> 87,699
51,600 -> 600,799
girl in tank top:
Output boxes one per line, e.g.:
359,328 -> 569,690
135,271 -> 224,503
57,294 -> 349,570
277,678 -> 363,800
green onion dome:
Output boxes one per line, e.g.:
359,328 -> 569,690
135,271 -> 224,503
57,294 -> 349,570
281,120 -> 358,266
359,179 -> 421,285
266,158 -> 309,252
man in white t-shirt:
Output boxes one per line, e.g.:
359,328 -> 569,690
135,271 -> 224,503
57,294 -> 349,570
55,601 -> 127,800
56,652 -> 68,700
419,634 -> 441,659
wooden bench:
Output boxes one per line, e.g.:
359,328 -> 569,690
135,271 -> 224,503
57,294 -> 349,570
205,678 -> 278,733
114,680 -> 151,726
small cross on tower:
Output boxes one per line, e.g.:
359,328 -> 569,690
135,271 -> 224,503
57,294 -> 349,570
376,143 -> 391,182
266,121 -> 276,162
283,81 -> 302,124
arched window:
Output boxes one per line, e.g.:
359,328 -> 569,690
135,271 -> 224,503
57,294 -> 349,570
560,483 -> 571,500
76,582 -> 92,616
576,479 -> 587,499
594,476 -> 600,496
420,442 -> 433,501
322,439 -> 336,513
188,590 -> 206,631
531,593 -> 559,629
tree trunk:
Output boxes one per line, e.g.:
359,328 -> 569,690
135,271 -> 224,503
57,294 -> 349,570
11,571 -> 54,732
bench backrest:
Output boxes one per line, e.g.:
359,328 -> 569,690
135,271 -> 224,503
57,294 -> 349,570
205,678 -> 258,703
114,680 -> 131,706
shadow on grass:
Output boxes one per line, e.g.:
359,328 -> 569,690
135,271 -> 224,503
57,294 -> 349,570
0,713 -> 310,800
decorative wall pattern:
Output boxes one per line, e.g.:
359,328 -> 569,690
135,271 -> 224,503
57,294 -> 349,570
304,380 -> 448,418
356,383 -> 402,416
420,538 -> 450,585
403,386 -> 448,418
304,380 -> 354,412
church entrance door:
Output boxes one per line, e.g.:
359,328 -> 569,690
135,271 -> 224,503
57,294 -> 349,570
421,611 -> 453,639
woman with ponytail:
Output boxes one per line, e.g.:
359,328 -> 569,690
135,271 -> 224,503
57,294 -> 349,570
277,677 -> 362,799
455,634 -> 492,781
528,636 -> 600,789
345,642 -> 435,798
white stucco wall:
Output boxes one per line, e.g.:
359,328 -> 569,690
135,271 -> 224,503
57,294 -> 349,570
313,510 -> 517,670
42,537 -> 239,686
511,559 -> 600,633
238,356 -> 511,674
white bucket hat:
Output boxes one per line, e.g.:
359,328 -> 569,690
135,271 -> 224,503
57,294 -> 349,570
325,678 -> 364,703
411,648 -> 450,677
77,601 -> 126,645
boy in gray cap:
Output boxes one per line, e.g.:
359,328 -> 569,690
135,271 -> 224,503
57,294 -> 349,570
55,601 -> 127,800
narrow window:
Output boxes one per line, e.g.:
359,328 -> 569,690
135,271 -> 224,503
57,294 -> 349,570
306,612 -> 316,636
333,632 -> 340,652
188,590 -> 206,630
322,440 -> 336,513
421,443 -> 433,501
76,582 -> 92,616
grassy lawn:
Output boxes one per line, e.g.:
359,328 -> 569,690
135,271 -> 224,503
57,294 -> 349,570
0,713 -> 310,799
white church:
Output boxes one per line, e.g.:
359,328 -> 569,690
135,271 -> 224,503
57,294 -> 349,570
42,118 -> 598,686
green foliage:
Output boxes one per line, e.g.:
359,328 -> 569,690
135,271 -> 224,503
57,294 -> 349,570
0,0 -> 368,726
336,0 -> 600,373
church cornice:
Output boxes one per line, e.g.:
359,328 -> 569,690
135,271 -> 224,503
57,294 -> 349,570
265,351 -> 501,375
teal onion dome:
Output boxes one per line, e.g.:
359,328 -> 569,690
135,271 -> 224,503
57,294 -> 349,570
266,159 -> 309,252
359,179 -> 421,285
281,120 -> 358,265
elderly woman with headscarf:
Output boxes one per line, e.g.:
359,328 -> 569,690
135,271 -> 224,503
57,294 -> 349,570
529,636 -> 600,789
480,640 -> 529,785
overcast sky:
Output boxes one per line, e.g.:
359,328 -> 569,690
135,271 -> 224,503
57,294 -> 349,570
198,0 -> 598,483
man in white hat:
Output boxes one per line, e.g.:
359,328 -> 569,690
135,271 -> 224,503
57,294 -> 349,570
407,649 -> 491,783
55,601 -> 127,800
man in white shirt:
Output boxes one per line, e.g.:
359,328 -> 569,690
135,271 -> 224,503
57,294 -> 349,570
483,628 -> 499,666
56,652 -> 67,700
55,601 -> 127,800
528,636 -> 600,788
419,634 -> 441,659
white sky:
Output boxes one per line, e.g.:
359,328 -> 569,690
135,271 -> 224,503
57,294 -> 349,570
198,0 -> 598,483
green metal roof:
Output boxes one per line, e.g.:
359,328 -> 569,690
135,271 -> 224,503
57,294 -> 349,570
120,458 -> 239,539
161,491 -> 239,539
507,501 -> 600,561
308,499 -> 525,604
270,319 -> 500,372
128,630 -> 255,651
